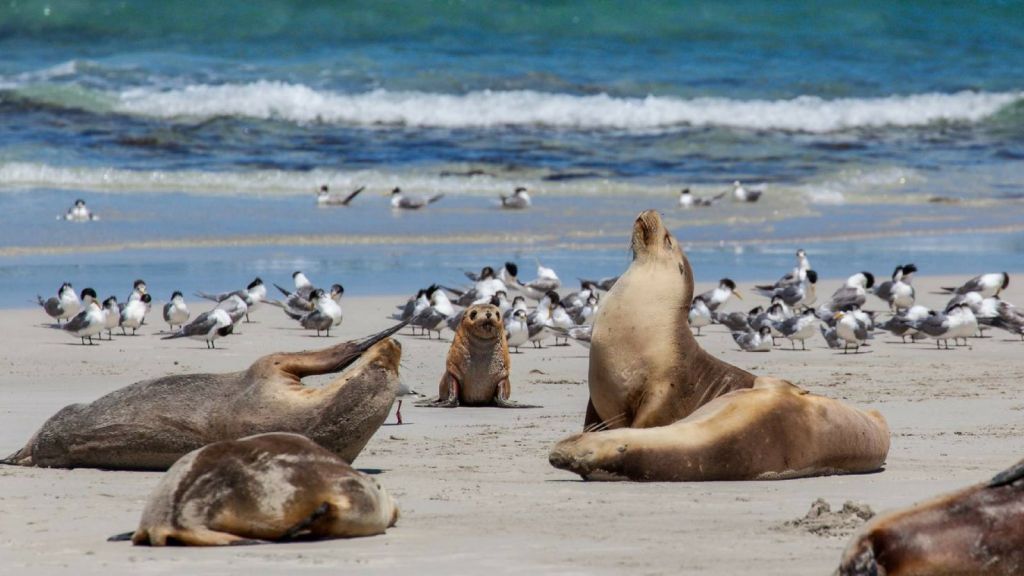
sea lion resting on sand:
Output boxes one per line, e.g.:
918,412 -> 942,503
3,325 -> 404,471
115,433 -> 398,546
417,303 -> 536,408
549,211 -> 890,481
836,458 -> 1024,575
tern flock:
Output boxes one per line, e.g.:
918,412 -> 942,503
35,249 -> 1020,355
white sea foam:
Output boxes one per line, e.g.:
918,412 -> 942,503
113,82 -> 1023,133
0,161 -> 639,197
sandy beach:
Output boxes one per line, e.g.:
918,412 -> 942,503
1,274 -> 1021,574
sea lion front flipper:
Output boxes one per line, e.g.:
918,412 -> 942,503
492,380 -> 540,408
415,373 -> 460,408
280,502 -> 331,541
491,396 -> 541,409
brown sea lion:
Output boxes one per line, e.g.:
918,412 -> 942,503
113,433 -> 398,546
417,303 -> 536,408
586,209 -> 755,429
550,376 -> 890,481
3,324 -> 404,470
550,210 -> 890,481
836,459 -> 1024,575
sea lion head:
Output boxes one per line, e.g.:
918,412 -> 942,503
337,472 -> 401,532
548,430 -> 638,481
461,303 -> 503,340
627,210 -> 694,304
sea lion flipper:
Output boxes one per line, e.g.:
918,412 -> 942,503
416,373 -> 460,407
752,376 -> 807,394
988,459 -> 1024,488
275,322 -> 408,378
106,531 -> 135,542
281,502 -> 331,540
491,397 -> 541,408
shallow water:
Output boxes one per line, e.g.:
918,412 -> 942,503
1,1 -> 1022,305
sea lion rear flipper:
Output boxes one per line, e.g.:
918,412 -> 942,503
988,459 -> 1024,488
752,376 -> 808,394
1,441 -> 36,466
277,321 -> 409,378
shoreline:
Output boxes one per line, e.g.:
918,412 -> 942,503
2,276 -> 1023,574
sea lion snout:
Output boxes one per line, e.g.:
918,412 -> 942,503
463,303 -> 503,338
548,435 -> 605,477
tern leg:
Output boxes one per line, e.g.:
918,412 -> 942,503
395,399 -> 403,425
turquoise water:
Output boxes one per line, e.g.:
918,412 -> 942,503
1,1 -> 1022,304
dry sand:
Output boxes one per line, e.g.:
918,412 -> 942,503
1,275 -> 1022,575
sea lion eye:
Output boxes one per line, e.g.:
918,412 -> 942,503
470,311 -> 478,320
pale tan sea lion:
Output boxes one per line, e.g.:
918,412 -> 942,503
552,210 -> 890,481
586,209 -> 755,429
3,324 -> 405,470
417,303 -> 536,408
114,433 -> 398,546
836,459 -> 1024,575
550,376 -> 890,481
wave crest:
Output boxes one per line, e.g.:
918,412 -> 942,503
112,82 -> 1023,133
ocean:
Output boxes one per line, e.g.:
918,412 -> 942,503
1,1 -> 1022,305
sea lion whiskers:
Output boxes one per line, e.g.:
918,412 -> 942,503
585,412 -> 627,433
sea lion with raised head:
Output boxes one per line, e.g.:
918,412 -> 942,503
549,376 -> 890,481
836,458 -> 1024,575
586,209 -> 756,430
114,433 -> 398,546
3,324 -> 405,470
417,303 -> 536,408
550,210 -> 890,481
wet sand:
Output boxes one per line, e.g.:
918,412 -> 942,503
1,275 -> 1022,574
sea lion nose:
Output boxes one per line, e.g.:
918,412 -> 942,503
486,311 -> 492,319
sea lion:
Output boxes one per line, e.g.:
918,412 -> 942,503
586,209 -> 755,430
550,210 -> 890,481
836,458 -> 1024,575
417,303 -> 535,408
116,433 -> 398,546
3,324 -> 404,470
549,376 -> 890,481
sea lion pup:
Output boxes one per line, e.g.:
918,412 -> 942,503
836,458 -> 1024,576
113,433 -> 398,546
586,210 -> 756,430
417,303 -> 537,408
3,324 -> 405,470
549,376 -> 889,481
